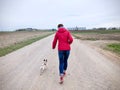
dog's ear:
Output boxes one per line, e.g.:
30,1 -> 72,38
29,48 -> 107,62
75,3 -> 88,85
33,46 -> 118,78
43,59 -> 45,61
46,59 -> 47,62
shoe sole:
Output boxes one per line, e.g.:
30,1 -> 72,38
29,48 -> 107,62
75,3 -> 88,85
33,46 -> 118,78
59,81 -> 63,84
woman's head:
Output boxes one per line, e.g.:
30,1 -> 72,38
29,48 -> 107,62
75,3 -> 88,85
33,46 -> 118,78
58,24 -> 64,28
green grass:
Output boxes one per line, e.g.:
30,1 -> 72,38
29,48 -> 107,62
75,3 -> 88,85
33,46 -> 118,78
80,37 -> 98,41
0,33 -> 53,57
106,43 -> 120,55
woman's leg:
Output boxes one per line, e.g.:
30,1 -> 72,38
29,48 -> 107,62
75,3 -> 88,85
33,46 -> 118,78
63,50 -> 70,72
58,51 -> 64,76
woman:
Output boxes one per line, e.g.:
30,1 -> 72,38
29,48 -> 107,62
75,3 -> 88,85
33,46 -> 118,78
52,24 -> 73,84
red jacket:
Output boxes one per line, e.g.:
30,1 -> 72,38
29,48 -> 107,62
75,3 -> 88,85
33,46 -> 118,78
52,27 -> 73,50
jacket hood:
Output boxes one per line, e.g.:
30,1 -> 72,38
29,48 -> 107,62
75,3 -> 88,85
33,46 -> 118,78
58,27 -> 67,33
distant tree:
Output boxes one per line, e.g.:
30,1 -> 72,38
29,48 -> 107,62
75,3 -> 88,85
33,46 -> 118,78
111,27 -> 117,30
97,28 -> 106,30
108,27 -> 117,30
92,28 -> 97,30
52,29 -> 56,31
16,29 -> 26,31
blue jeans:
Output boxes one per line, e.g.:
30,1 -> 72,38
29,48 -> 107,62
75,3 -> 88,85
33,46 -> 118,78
58,50 -> 70,75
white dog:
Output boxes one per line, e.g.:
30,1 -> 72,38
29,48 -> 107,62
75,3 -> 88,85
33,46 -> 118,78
40,59 -> 47,75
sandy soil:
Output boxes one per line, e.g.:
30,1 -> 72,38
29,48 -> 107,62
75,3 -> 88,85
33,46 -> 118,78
0,35 -> 120,90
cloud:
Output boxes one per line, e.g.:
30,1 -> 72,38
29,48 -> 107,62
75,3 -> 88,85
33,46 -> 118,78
0,0 -> 120,31
95,21 -> 120,28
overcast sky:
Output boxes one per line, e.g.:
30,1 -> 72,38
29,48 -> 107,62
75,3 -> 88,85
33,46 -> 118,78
0,0 -> 120,31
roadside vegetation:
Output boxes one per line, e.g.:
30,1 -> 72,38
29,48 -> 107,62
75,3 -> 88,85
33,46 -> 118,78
0,31 -> 53,57
71,29 -> 120,56
106,43 -> 120,55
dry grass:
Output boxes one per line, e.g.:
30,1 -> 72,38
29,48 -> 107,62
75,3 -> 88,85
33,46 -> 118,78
0,31 -> 53,48
72,30 -> 120,41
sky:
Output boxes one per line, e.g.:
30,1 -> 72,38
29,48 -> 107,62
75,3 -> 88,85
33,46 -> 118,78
0,0 -> 120,31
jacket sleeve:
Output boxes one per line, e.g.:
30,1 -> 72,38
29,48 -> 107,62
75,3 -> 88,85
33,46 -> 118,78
52,33 -> 58,49
68,31 -> 73,44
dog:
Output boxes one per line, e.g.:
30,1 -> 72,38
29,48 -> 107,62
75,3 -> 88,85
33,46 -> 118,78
40,59 -> 47,75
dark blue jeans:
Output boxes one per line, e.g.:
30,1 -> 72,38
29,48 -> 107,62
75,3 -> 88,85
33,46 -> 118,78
58,50 -> 70,75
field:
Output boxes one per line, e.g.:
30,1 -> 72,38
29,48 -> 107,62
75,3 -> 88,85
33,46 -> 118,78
72,30 -> 120,56
0,31 -> 53,56
0,31 -> 53,48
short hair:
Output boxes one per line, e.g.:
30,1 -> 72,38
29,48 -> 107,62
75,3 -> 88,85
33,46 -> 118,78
58,24 -> 64,28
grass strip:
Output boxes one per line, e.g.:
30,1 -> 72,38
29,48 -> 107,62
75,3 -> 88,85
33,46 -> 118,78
106,43 -> 120,55
0,33 -> 53,57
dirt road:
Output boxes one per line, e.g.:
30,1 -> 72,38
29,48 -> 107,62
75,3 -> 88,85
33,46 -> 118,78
0,35 -> 120,90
